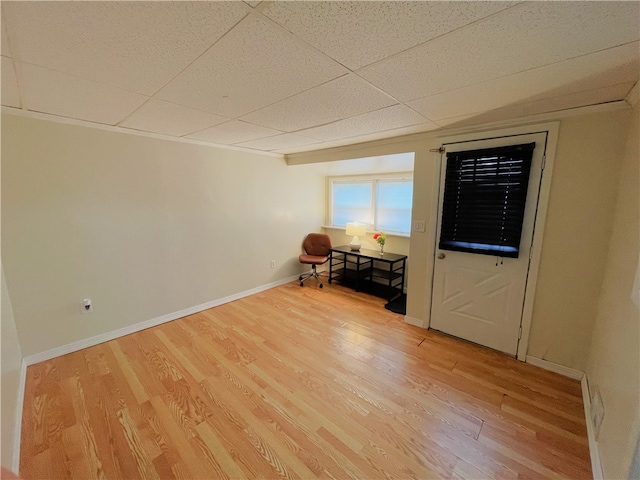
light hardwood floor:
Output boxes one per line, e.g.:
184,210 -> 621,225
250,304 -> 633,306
20,281 -> 592,479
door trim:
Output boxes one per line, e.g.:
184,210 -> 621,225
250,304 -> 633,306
428,122 -> 560,361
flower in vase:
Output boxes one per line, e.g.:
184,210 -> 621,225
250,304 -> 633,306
373,232 -> 387,246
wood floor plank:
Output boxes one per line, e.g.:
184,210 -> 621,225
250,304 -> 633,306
20,282 -> 592,479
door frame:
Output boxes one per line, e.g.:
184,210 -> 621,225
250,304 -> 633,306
427,122 -> 560,361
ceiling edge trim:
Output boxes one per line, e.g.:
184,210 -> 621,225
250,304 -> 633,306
0,106 -> 284,159
285,101 -> 629,165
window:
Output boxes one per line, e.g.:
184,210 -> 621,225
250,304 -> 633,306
330,175 -> 413,234
439,142 -> 535,258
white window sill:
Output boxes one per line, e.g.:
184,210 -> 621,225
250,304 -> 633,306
321,225 -> 410,238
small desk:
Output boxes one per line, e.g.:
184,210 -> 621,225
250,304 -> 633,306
328,245 -> 407,301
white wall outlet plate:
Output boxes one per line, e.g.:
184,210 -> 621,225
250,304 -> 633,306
591,388 -> 605,439
82,298 -> 93,313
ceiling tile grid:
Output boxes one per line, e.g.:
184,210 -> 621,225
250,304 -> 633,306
120,99 -> 230,137
157,15 -> 348,118
236,132 -> 323,151
358,1 -> 640,102
186,120 -> 282,145
1,1 -> 638,155
2,1 -> 249,95
240,73 -> 398,132
19,62 -> 149,125
297,104 -> 434,141
262,1 -> 518,70
408,42 -> 640,121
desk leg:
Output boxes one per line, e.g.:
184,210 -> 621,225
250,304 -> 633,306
328,251 -> 333,284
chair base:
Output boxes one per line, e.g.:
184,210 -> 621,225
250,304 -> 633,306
299,264 -> 324,288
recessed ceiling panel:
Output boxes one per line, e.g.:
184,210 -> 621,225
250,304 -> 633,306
186,120 -> 281,145
158,15 -> 348,118
20,63 -> 148,125
236,133 -> 322,151
2,2 -> 248,95
409,42 -> 640,121
120,100 -> 229,137
298,105 -> 431,141
241,74 -> 397,132
263,1 -> 516,70
359,1 -> 640,102
1,56 -> 21,108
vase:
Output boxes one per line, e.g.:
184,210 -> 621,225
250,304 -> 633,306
379,244 -> 384,255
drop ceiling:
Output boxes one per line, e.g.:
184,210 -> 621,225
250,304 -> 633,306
1,1 -> 638,155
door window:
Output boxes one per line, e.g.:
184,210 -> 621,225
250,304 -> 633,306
439,143 -> 535,258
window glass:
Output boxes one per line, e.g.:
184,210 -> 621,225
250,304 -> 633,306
332,182 -> 372,227
376,181 -> 413,233
330,176 -> 413,234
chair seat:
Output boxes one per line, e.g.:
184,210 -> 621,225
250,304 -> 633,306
299,254 -> 328,265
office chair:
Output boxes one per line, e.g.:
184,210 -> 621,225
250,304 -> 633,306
299,233 -> 332,288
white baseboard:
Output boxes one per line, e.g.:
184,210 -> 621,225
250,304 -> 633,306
582,375 -> 604,480
404,315 -> 425,328
525,355 -> 584,380
23,274 -> 300,366
11,359 -> 27,473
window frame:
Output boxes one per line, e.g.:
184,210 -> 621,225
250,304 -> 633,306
327,172 -> 414,235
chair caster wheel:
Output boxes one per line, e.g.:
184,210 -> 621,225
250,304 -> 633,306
299,282 -> 304,287
319,284 -> 323,288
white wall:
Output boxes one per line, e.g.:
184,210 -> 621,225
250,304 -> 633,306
1,113 -> 325,357
585,95 -> 639,479
1,266 -> 22,471
526,108 -> 631,369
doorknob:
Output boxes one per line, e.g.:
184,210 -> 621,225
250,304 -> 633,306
437,252 -> 446,259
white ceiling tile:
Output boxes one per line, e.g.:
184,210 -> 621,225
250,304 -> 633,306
120,100 -> 228,137
359,1 -> 640,102
263,1 -> 516,70
494,83 -> 637,119
2,2 -> 248,95
158,15 -> 348,118
331,122 -> 440,146
298,105 -> 432,141
241,74 -> 397,132
1,56 -> 21,108
20,63 -> 148,125
236,133 -> 323,151
437,83 -> 636,128
409,42 -> 640,121
186,120 -> 281,145
434,114 -> 479,128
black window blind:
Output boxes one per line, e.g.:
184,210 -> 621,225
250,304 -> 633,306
439,142 -> 536,258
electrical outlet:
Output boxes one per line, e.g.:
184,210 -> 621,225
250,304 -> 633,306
413,220 -> 426,232
82,298 -> 93,313
270,260 -> 276,269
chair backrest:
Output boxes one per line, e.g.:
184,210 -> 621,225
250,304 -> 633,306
302,233 -> 332,256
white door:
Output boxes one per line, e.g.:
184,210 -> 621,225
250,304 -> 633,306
430,133 -> 546,355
